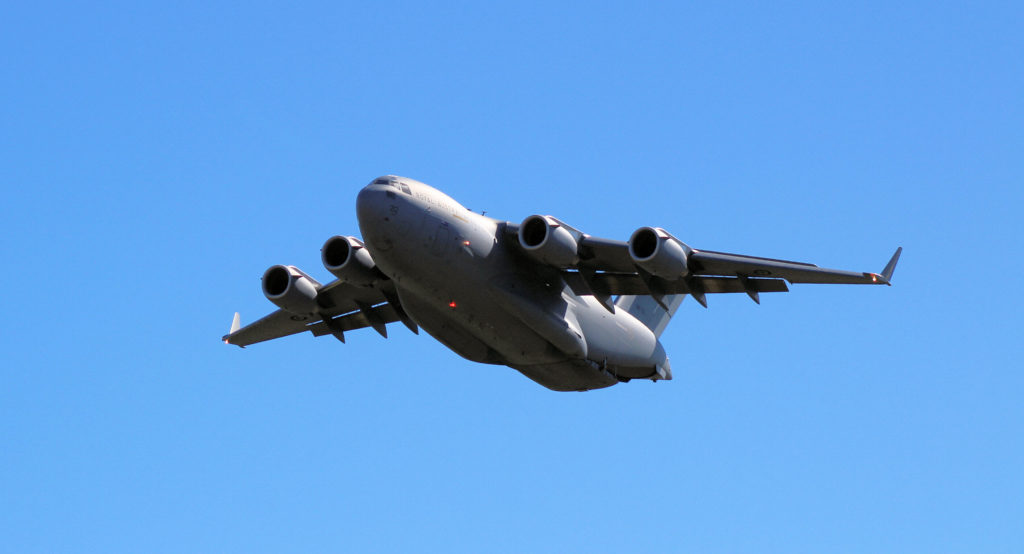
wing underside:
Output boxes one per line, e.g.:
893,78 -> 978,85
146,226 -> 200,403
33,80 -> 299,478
562,271 -> 789,296
222,279 -> 417,347
504,222 -> 900,307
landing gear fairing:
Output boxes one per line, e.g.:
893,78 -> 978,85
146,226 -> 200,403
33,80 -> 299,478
222,176 -> 900,391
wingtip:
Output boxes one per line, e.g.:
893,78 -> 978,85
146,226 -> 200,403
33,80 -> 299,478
223,312 -> 242,346
880,247 -> 902,285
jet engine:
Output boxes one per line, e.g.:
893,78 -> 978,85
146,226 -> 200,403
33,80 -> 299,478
628,227 -> 691,280
262,264 -> 322,316
518,215 -> 579,267
321,235 -> 381,285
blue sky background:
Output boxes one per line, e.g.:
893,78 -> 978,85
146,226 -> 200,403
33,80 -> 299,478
2,2 -> 1022,552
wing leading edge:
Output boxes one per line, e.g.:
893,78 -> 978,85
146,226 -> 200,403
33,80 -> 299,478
504,222 -> 901,307
222,279 -> 418,347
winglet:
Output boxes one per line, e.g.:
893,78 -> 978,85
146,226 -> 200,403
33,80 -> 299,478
223,312 -> 242,346
880,247 -> 902,285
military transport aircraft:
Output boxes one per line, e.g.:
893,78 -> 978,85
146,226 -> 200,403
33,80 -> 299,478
223,175 -> 901,391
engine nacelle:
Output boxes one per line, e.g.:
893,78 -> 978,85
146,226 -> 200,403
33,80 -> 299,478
628,227 -> 691,280
321,235 -> 380,286
262,264 -> 322,316
518,215 -> 579,267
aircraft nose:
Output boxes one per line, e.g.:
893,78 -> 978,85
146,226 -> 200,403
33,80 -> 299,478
356,180 -> 390,223
356,178 -> 399,253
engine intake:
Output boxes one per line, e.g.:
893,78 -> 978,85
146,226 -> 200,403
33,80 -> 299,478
518,215 -> 579,267
262,264 -> 321,315
321,235 -> 380,285
628,227 -> 690,280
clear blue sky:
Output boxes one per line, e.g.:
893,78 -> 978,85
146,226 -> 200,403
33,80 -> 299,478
2,2 -> 1021,552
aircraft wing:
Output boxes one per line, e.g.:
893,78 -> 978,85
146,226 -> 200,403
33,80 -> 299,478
576,236 -> 901,284
504,222 -> 901,307
222,279 -> 417,347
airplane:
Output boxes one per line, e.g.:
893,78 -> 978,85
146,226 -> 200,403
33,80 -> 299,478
222,175 -> 901,391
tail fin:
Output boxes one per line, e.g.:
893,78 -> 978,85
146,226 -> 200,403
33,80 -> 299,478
616,294 -> 685,338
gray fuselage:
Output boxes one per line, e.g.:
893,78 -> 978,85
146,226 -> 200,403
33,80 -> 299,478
355,177 -> 670,391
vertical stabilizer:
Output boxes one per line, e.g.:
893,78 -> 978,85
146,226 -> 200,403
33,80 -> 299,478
616,294 -> 684,337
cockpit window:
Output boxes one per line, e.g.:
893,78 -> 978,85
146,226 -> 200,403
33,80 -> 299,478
370,176 -> 411,194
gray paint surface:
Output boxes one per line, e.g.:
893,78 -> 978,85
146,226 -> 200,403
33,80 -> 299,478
224,176 -> 898,391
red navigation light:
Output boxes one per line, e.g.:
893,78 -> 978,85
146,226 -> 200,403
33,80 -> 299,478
449,300 -> 457,308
